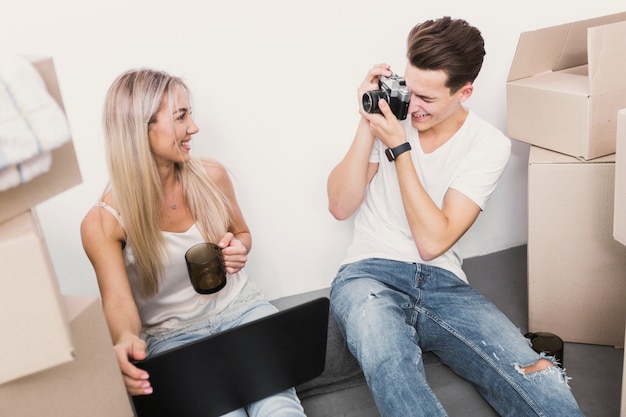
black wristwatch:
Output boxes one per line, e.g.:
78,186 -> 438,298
385,142 -> 412,162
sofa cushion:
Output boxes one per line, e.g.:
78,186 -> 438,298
271,288 -> 366,399
295,309 -> 366,398
301,384 -> 380,417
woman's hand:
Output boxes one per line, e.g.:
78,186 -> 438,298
218,232 -> 248,274
113,336 -> 153,396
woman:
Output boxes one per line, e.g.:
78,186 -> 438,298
81,68 -> 306,417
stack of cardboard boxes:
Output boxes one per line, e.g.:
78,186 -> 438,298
0,57 -> 134,416
506,12 -> 626,349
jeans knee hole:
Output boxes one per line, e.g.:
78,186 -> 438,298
521,358 -> 555,375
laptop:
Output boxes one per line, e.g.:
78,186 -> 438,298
131,297 -> 329,417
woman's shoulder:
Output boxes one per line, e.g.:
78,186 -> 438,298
83,190 -> 114,218
196,157 -> 229,181
81,190 -> 125,242
99,189 -> 115,205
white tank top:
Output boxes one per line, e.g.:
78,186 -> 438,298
96,202 -> 247,333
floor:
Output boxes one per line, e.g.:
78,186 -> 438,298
462,245 -> 624,417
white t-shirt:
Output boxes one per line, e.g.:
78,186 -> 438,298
341,110 -> 511,282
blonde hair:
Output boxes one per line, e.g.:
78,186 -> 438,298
102,68 -> 230,297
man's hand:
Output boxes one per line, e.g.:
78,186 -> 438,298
358,63 -> 392,116
364,98 -> 408,150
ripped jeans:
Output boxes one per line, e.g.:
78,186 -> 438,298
330,259 -> 584,417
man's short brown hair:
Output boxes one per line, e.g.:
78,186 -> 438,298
407,16 -> 485,93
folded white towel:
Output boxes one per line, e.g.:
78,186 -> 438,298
0,55 -> 71,190
0,152 -> 52,192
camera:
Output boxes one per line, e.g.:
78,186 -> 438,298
362,73 -> 411,120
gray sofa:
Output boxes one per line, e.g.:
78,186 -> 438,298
271,287 -> 500,417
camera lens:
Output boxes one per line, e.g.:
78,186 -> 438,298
362,90 -> 387,114
362,92 -> 376,113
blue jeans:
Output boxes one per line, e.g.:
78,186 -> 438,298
330,259 -> 584,417
144,282 -> 306,417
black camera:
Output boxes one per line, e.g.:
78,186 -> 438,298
362,73 -> 411,120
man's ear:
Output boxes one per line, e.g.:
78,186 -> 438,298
458,83 -> 474,103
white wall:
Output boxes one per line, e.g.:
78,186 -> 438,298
2,1 -> 623,300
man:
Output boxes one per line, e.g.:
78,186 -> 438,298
327,16 -> 584,417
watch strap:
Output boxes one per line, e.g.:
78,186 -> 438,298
385,142 -> 412,162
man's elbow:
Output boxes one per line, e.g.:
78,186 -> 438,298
418,249 -> 438,262
328,195 -> 361,220
328,203 -> 352,221
416,242 -> 447,262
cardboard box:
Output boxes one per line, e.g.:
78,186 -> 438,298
528,146 -> 626,346
507,12 -> 626,160
614,109 -> 626,246
0,210 -> 74,384
0,295 -> 134,417
0,56 -> 81,224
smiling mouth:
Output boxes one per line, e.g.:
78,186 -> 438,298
412,112 -> 430,120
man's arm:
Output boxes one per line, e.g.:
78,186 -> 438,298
394,151 -> 481,260
370,99 -> 482,260
327,117 -> 378,220
328,64 -> 395,220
